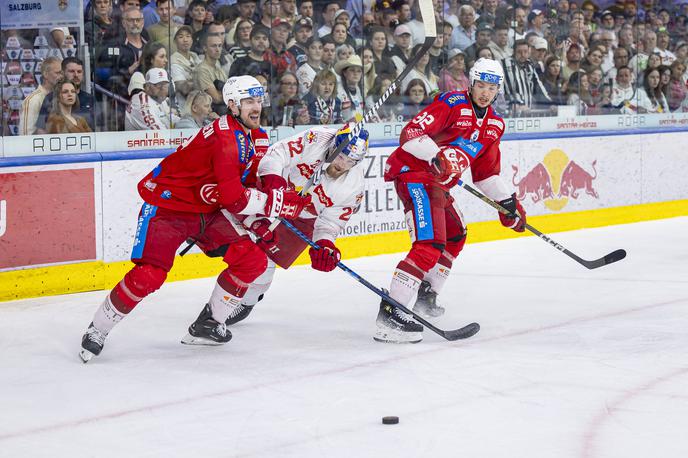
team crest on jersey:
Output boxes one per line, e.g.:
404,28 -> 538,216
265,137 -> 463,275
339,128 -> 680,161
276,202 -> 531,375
307,131 -> 317,144
487,118 -> 504,129
470,129 -> 480,142
200,183 -> 218,204
296,160 -> 321,179
313,184 -> 333,207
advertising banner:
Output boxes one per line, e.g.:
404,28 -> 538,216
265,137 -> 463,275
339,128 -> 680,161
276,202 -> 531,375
0,168 -> 97,269
1,0 -> 81,29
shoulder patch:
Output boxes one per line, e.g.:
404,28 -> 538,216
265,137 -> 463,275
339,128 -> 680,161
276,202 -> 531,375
460,108 -> 472,116
219,116 -> 230,130
442,92 -> 468,107
255,138 -> 269,147
487,118 -> 504,129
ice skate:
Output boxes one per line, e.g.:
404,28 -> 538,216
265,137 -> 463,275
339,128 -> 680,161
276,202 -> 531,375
79,322 -> 108,363
374,299 -> 423,344
412,281 -> 446,319
225,303 -> 254,325
181,304 -> 232,345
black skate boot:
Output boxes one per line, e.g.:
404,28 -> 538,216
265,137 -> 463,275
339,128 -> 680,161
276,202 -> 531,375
181,304 -> 232,345
412,281 -> 446,319
225,294 -> 261,326
374,298 -> 423,344
79,322 -> 108,363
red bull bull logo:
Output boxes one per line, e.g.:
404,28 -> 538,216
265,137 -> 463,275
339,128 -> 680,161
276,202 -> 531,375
512,149 -> 599,211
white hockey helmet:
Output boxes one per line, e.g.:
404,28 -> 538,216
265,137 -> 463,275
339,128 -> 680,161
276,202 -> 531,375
222,75 -> 265,107
469,57 -> 504,93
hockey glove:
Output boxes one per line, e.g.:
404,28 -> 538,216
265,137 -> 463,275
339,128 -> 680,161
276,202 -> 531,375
250,218 -> 279,254
259,173 -> 288,192
309,239 -> 341,272
498,194 -> 526,232
264,188 -> 311,219
431,147 -> 469,184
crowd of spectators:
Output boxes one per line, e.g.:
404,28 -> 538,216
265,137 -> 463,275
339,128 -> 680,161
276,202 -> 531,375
4,0 -> 688,136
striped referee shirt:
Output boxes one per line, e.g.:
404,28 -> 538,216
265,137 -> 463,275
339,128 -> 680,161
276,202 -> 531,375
501,57 -> 551,110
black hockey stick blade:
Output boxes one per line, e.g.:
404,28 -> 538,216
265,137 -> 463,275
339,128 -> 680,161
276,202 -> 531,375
441,322 -> 481,341
581,248 -> 627,269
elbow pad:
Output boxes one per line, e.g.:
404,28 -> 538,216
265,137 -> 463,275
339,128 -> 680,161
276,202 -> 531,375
401,134 -> 441,163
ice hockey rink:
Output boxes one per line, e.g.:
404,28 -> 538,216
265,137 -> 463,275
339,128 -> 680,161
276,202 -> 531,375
0,216 -> 686,458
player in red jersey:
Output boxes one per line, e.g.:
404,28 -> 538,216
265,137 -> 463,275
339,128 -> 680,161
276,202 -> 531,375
376,58 -> 527,343
79,76 -> 312,362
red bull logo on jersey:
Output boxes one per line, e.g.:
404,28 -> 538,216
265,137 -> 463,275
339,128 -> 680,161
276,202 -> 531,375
313,184 -> 333,207
512,149 -> 599,211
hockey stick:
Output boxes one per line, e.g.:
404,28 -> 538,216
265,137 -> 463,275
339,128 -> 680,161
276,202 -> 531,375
457,180 -> 627,269
278,217 -> 480,342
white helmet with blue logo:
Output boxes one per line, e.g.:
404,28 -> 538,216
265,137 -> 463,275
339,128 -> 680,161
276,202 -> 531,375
469,57 -> 504,93
222,75 -> 265,107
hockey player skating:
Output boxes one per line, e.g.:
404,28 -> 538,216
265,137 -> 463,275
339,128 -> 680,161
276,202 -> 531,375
376,58 -> 527,343
79,76 -> 311,362
218,123 -> 370,325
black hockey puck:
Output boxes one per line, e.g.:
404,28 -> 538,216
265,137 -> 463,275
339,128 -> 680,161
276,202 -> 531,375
382,416 -> 399,425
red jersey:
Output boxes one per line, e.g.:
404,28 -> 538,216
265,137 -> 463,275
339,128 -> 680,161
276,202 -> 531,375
138,115 -> 270,213
384,90 -> 506,188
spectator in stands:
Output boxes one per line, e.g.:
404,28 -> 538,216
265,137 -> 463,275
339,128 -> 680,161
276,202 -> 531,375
325,22 -> 356,49
278,0 -> 298,24
194,34 -> 228,114
581,45 -> 605,74
253,72 -> 272,126
656,28 -> 676,66
293,102 -> 312,125
400,78 -> 429,120
146,0 -> 179,53
265,18 -> 298,74
527,9 -> 546,37
667,60 -> 688,111
225,0 -> 256,47
365,74 -> 401,122
530,36 -> 548,74
362,47 -> 377,98
322,41 -> 337,72
428,28 -> 447,76
369,26 -> 397,78
203,22 -> 233,75
125,68 -> 178,129
45,80 -> 92,134
333,9 -> 351,29
36,57 -> 95,133
488,24 -> 512,61
629,30 -> 655,76
299,0 -> 314,21
335,55 -> 364,121
272,72 -> 300,126
85,0 -> 118,44
565,70 -> 593,115
562,42 -> 583,81
303,69 -> 342,124
175,90 -> 217,128
438,48 -> 469,92
541,55 -> 565,106
658,65 -> 671,99
296,37 -> 324,97
96,7 -> 147,100
19,56 -> 62,136
227,19 -> 252,62
187,0 -> 211,53
441,21 -> 454,52
318,2 -> 341,38
588,66 -> 604,104
171,26 -> 201,108
606,46 -> 630,82
636,67 -> 669,113
289,17 -> 314,66
507,7 -> 527,48
502,39 -> 551,116
611,66 -> 636,113
464,22 -> 494,67
228,25 -> 270,77
401,43 -> 439,94
451,5 -> 476,50
128,41 -> 169,98
389,24 -> 413,76
335,44 -> 355,65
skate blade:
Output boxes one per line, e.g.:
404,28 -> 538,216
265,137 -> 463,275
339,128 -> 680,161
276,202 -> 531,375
373,327 -> 422,344
79,349 -> 96,363
180,333 -> 226,346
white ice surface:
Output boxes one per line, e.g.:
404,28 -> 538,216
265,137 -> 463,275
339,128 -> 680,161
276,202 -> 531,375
1,217 -> 687,458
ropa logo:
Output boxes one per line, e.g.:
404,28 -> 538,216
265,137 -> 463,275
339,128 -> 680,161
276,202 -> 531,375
512,149 -> 599,211
200,183 -> 218,204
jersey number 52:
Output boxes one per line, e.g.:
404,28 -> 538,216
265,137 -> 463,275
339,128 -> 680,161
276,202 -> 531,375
412,112 -> 435,129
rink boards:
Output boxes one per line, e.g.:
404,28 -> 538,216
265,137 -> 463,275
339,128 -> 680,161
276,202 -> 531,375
1,129 -> 687,301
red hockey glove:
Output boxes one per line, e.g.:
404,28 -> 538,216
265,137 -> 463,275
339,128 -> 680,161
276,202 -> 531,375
431,147 -> 469,184
264,188 -> 312,219
498,194 -> 526,232
259,174 -> 288,192
249,218 -> 279,254
309,239 -> 341,272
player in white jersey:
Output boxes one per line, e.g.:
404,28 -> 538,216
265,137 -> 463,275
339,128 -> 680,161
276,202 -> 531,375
224,123 -> 369,325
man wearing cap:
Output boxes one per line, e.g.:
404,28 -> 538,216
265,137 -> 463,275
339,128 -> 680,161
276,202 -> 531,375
317,1 -> 340,38
530,36 -> 548,74
599,10 -> 616,32
266,18 -> 298,74
228,25 -> 271,78
335,54 -> 364,120
451,5 -> 476,50
19,56 -> 62,136
289,17 -> 314,66
527,9 -> 546,37
464,22 -> 493,67
390,24 -> 414,76
125,68 -> 179,129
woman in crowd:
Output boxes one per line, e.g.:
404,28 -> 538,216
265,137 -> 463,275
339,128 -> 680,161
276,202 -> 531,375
186,0 -> 212,53
581,45 -> 605,73
667,60 -> 688,111
369,26 -> 397,78
303,69 -> 343,125
658,64 -> 671,100
326,22 -> 356,49
566,70 -> 594,115
175,90 -> 217,128
400,78 -> 430,120
541,55 -> 565,105
365,74 -> 402,122
228,19 -> 252,62
438,48 -> 469,92
401,43 -> 438,94
171,26 -> 201,108
85,0 -> 117,44
129,42 -> 171,100
336,55 -> 364,122
46,80 -> 92,134
272,72 -> 301,126
587,66 -> 604,104
636,66 -> 669,113
361,47 -> 378,99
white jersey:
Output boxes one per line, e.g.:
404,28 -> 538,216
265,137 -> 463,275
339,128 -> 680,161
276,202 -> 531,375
125,92 -> 178,130
258,126 -> 365,242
